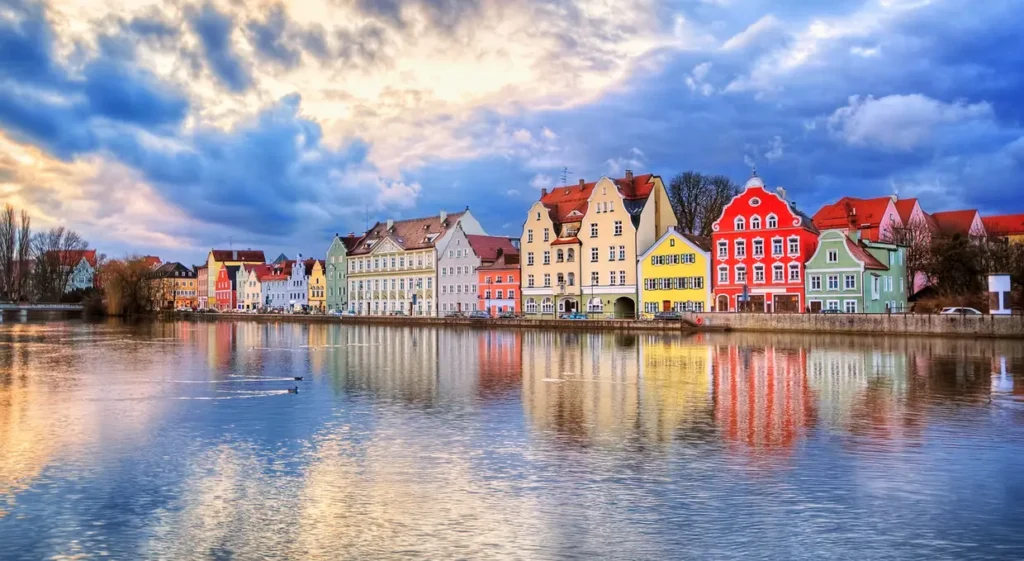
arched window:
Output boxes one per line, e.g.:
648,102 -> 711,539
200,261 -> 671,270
525,298 -> 537,314
556,249 -> 564,262
567,248 -> 575,262
767,214 -> 778,229
567,272 -> 575,286
542,298 -> 554,314
751,216 -> 762,230
734,217 -> 746,231
588,297 -> 604,312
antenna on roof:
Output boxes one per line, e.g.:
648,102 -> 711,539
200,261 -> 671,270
560,166 -> 572,185
228,236 -> 233,250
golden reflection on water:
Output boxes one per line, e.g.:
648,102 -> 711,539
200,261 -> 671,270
1,320 -> 1022,559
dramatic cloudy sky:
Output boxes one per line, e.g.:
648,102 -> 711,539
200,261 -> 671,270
1,0 -> 1022,262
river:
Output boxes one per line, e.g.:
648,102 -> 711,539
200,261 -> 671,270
1,319 -> 1022,560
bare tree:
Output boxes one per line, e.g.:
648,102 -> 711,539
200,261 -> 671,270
888,216 -> 932,295
668,172 -> 739,238
14,210 -> 32,301
31,227 -> 89,302
0,205 -> 15,300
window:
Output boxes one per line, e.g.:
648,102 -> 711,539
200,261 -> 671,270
508,289 -> 515,299
588,297 -> 603,313
485,290 -> 492,299
619,271 -> 626,285
767,214 -> 778,229
735,240 -> 746,259
772,238 -> 783,256
590,224 -> 598,237
717,241 -> 728,259
567,249 -> 575,262
827,249 -> 838,263
751,216 -> 761,230
526,298 -> 537,313
845,300 -> 857,313
736,265 -> 747,283
773,264 -> 784,283
527,229 -> 533,243
542,298 -> 554,314
543,228 -> 550,242
754,264 -> 765,283
789,263 -> 800,282
544,274 -> 551,287
590,248 -> 599,262
556,249 -> 564,263
527,252 -> 534,266
568,273 -> 575,286
827,275 -> 839,290
718,266 -> 729,284
535,212 -> 541,221
618,246 -> 626,261
527,274 -> 535,287
844,274 -> 856,290
827,300 -> 840,312
543,251 -> 550,265
788,237 -> 800,256
751,239 -> 764,257
614,221 -> 623,236
886,276 -> 893,292
734,217 -> 746,231
484,275 -> 492,284
591,271 -> 599,286
608,246 -> 616,261
609,271 -> 617,286
557,273 -> 565,286
900,278 -> 904,293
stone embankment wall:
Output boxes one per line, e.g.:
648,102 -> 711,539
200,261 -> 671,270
692,312 -> 1024,338
171,312 -> 1024,338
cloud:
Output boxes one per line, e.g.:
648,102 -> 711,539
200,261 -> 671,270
685,62 -> 714,96
827,94 -> 993,151
764,135 -> 785,161
529,174 -> 554,190
246,5 -> 302,68
605,147 -> 646,175
188,2 -> 252,92
721,14 -> 782,51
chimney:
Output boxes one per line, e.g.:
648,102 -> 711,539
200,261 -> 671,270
890,193 -> 898,202
541,188 -> 547,196
776,186 -> 787,201
625,169 -> 633,184
579,178 -> 585,190
348,232 -> 355,236
439,210 -> 448,224
386,218 -> 394,231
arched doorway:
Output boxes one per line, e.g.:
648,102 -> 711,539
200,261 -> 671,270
563,299 -> 578,314
717,295 -> 729,312
613,297 -> 636,319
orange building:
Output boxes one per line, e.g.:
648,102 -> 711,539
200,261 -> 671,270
477,248 -> 520,316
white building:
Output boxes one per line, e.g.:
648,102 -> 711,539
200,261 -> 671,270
259,262 -> 291,310
288,254 -> 309,310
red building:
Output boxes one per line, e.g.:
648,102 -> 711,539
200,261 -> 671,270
214,265 -> 240,311
711,173 -> 819,313
476,248 -> 521,316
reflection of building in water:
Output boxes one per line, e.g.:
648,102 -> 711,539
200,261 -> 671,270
437,329 -> 481,401
807,348 -> 911,430
325,326 -> 440,405
712,345 -> 815,453
638,334 -> 713,442
522,331 -> 640,443
476,330 -> 522,399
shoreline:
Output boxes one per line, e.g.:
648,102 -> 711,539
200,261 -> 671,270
159,311 -> 1024,339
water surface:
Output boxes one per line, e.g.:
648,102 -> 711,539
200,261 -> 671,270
1,320 -> 1023,560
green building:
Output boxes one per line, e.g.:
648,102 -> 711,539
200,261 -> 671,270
804,229 -> 908,313
325,233 -> 362,313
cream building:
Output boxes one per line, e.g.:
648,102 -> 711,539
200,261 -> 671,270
347,210 -> 484,316
520,171 -> 675,318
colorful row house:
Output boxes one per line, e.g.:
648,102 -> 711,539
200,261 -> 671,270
150,262 -> 197,310
438,222 -> 519,314
202,249 -> 265,309
520,171 -> 676,318
711,174 -> 819,313
325,233 -> 362,313
637,228 -> 711,316
804,230 -> 908,313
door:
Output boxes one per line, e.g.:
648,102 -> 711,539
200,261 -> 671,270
662,300 -> 671,312
716,295 -> 729,312
747,295 -> 765,313
810,300 -> 822,313
773,294 -> 800,313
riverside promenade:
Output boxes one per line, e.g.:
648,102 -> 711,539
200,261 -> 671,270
171,311 -> 1024,339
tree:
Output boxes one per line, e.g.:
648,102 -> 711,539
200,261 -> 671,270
31,226 -> 89,302
667,172 -> 739,238
925,233 -> 985,297
888,216 -> 932,295
100,257 -> 160,316
15,209 -> 31,300
0,205 -> 15,299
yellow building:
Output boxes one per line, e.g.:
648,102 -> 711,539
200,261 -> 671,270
307,259 -> 326,312
521,171 -> 676,318
203,249 -> 266,309
151,262 -> 198,310
982,214 -> 1024,243
637,228 -> 711,316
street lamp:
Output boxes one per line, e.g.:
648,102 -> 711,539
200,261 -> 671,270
556,279 -> 566,318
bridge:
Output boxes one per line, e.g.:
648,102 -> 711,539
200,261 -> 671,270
0,303 -> 84,313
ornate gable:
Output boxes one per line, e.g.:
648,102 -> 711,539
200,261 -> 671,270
371,237 -> 404,255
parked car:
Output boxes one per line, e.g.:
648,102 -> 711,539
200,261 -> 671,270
445,311 -> 467,318
940,307 -> 982,315
341,310 -> 357,316
560,312 -> 587,320
653,311 -> 683,321
389,310 -> 406,316
498,311 -> 520,319
469,311 -> 490,319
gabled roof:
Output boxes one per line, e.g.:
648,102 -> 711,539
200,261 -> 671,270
982,213 -> 1024,237
210,249 -> 265,263
845,238 -> 887,270
466,235 -> 519,263
340,234 -> 362,252
813,196 -> 895,231
639,227 -> 711,261
538,173 -> 656,224
302,258 -> 323,276
153,262 -> 194,278
140,255 -> 162,268
242,263 -> 272,279
49,249 -> 97,267
894,199 -> 921,224
931,210 -> 981,235
479,251 -> 520,270
681,233 -> 712,253
350,211 -> 466,255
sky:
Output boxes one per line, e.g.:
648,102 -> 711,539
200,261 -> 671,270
1,0 -> 1022,264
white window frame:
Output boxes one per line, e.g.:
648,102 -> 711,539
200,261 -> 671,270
772,264 -> 784,283
827,275 -> 839,291
753,264 -> 765,283
734,217 -> 746,231
811,275 -> 821,291
717,240 -> 728,259
767,214 -> 778,229
844,300 -> 857,313
718,265 -> 729,284
844,274 -> 856,290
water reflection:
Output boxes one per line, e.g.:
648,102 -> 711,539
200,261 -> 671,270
1,321 -> 1023,559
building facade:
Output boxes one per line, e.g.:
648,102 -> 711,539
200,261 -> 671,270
236,264 -> 270,310
151,262 -> 197,310
982,214 -> 1024,243
711,173 -> 819,313
347,210 -> 484,316
214,265 -> 240,311
325,234 -> 361,312
438,224 -> 517,315
260,262 -> 290,310
204,249 -> 265,309
804,230 -> 908,313
307,259 -> 326,312
196,266 -> 208,308
477,252 -> 520,316
812,196 -> 903,243
637,228 -> 711,316
521,171 -> 675,319
288,254 -> 308,310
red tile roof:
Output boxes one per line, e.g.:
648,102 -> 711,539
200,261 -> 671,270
550,237 -> 581,246
340,235 -> 362,252
209,249 -> 266,263
931,210 -> 981,235
813,196 -> 894,231
894,199 -> 920,224
983,214 -> 1024,237
681,233 -> 711,253
466,235 -> 519,262
845,238 -> 887,270
141,255 -> 162,268
479,251 -> 520,270
49,250 -> 97,267
350,211 -> 467,254
539,173 -> 656,223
